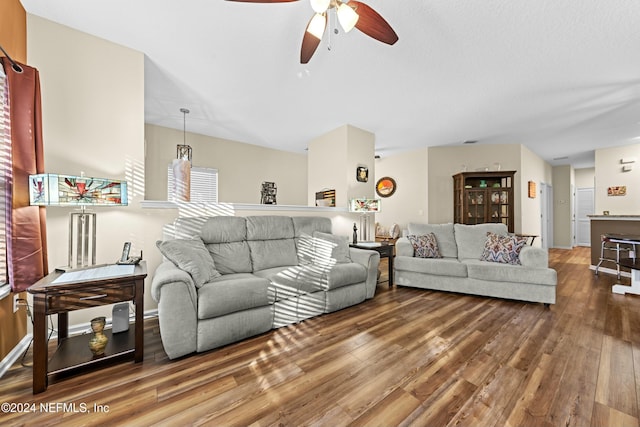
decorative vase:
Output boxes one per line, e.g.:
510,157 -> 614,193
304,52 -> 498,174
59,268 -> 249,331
89,316 -> 108,356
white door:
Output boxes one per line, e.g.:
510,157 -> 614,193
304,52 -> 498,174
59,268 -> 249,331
575,187 -> 594,246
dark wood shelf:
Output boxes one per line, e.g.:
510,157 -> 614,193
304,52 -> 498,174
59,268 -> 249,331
48,327 -> 135,375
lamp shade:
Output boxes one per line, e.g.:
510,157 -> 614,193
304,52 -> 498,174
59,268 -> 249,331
29,174 -> 128,206
337,3 -> 359,33
307,13 -> 327,40
349,198 -> 381,212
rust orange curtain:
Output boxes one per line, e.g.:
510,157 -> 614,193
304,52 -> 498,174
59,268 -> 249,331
1,57 -> 48,292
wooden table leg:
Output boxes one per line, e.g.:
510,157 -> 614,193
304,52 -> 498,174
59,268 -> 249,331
32,294 -> 47,394
134,278 -> 144,362
388,252 -> 394,287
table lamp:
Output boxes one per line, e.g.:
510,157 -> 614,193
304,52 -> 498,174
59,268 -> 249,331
349,198 -> 381,242
29,173 -> 128,269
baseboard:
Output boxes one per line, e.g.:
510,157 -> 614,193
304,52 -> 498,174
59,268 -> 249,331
589,264 -> 632,278
0,309 -> 158,378
0,334 -> 32,379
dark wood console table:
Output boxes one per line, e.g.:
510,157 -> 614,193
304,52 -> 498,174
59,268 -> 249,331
27,262 -> 147,394
350,242 -> 394,287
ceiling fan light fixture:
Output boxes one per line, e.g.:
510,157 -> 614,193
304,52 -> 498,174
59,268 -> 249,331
307,13 -> 327,40
337,2 -> 359,33
310,0 -> 330,13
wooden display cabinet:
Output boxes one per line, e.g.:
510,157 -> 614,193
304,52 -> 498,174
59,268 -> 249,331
453,171 -> 516,233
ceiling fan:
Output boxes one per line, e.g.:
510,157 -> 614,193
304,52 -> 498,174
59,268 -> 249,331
227,0 -> 399,63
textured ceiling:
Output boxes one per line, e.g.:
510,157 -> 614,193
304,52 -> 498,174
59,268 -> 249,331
20,0 -> 640,167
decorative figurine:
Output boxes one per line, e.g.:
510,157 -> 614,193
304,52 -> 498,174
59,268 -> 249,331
353,223 -> 358,244
89,316 -> 108,356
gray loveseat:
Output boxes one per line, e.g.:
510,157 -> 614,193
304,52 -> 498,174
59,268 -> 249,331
151,215 -> 380,359
395,222 -> 557,304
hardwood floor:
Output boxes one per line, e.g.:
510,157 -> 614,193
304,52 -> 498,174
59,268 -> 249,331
3,247 -> 640,426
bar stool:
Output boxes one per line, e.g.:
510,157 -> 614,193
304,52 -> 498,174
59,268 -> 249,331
595,234 -> 637,279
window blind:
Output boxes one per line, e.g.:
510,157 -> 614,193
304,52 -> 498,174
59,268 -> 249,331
167,165 -> 218,203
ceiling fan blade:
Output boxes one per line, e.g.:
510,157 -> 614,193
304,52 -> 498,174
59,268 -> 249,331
226,0 -> 299,3
300,14 -> 326,64
349,1 -> 398,45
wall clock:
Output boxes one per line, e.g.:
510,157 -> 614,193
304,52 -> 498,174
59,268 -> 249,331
376,176 -> 396,197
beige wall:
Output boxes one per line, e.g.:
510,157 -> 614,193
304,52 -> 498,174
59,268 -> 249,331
307,124 -> 375,208
27,15 -> 153,325
519,145 -> 553,241
575,167 -> 595,189
374,148 -> 428,233
145,124 -> 308,205
594,144 -> 640,214
552,165 -> 574,248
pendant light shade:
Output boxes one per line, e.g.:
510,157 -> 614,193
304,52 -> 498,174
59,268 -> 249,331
310,0 -> 330,13
337,3 -> 359,33
307,13 -> 327,40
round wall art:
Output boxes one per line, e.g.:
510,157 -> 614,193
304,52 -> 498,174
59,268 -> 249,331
376,176 -> 397,198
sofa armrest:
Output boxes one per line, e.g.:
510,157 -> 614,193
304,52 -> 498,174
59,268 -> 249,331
396,237 -> 414,257
151,261 -> 198,359
519,245 -> 549,268
349,247 -> 381,299
151,261 -> 197,306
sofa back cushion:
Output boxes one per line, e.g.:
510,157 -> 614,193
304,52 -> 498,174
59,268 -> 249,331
292,217 -> 333,265
199,216 -> 253,274
246,216 -> 298,271
312,231 -> 352,265
454,223 -> 508,260
407,223 -> 457,258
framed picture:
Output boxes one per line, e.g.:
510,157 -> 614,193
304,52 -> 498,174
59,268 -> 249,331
356,166 -> 368,182
608,186 -> 627,196
376,176 -> 397,198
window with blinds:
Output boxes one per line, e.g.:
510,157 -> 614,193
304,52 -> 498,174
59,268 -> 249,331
167,165 -> 218,203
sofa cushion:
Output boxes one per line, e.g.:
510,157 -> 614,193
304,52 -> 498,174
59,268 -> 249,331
312,231 -> 351,265
207,242 -> 253,274
296,233 -> 315,266
246,216 -> 295,240
407,233 -> 442,258
408,223 -> 457,258
256,266 -> 325,301
293,217 -> 333,264
292,216 -> 332,237
198,216 -> 254,274
463,259 -> 557,286
321,262 -> 368,290
200,216 -> 247,243
454,223 -> 509,260
197,273 -> 271,319
480,232 -> 528,265
156,238 -> 221,288
395,256 -> 468,278
248,239 -> 298,271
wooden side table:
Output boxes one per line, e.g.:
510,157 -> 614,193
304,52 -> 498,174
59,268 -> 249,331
27,262 -> 147,394
350,243 -> 394,287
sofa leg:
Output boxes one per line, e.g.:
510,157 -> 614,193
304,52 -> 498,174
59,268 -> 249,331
543,303 -> 550,308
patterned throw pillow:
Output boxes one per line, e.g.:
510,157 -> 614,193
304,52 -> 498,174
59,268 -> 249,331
480,232 -> 528,265
407,233 -> 442,258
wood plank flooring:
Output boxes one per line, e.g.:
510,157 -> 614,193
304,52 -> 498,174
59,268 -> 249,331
3,247 -> 640,426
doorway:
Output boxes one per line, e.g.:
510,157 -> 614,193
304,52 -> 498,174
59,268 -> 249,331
575,187 -> 595,246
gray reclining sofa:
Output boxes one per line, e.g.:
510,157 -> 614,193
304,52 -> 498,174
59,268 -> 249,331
152,215 -> 380,359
